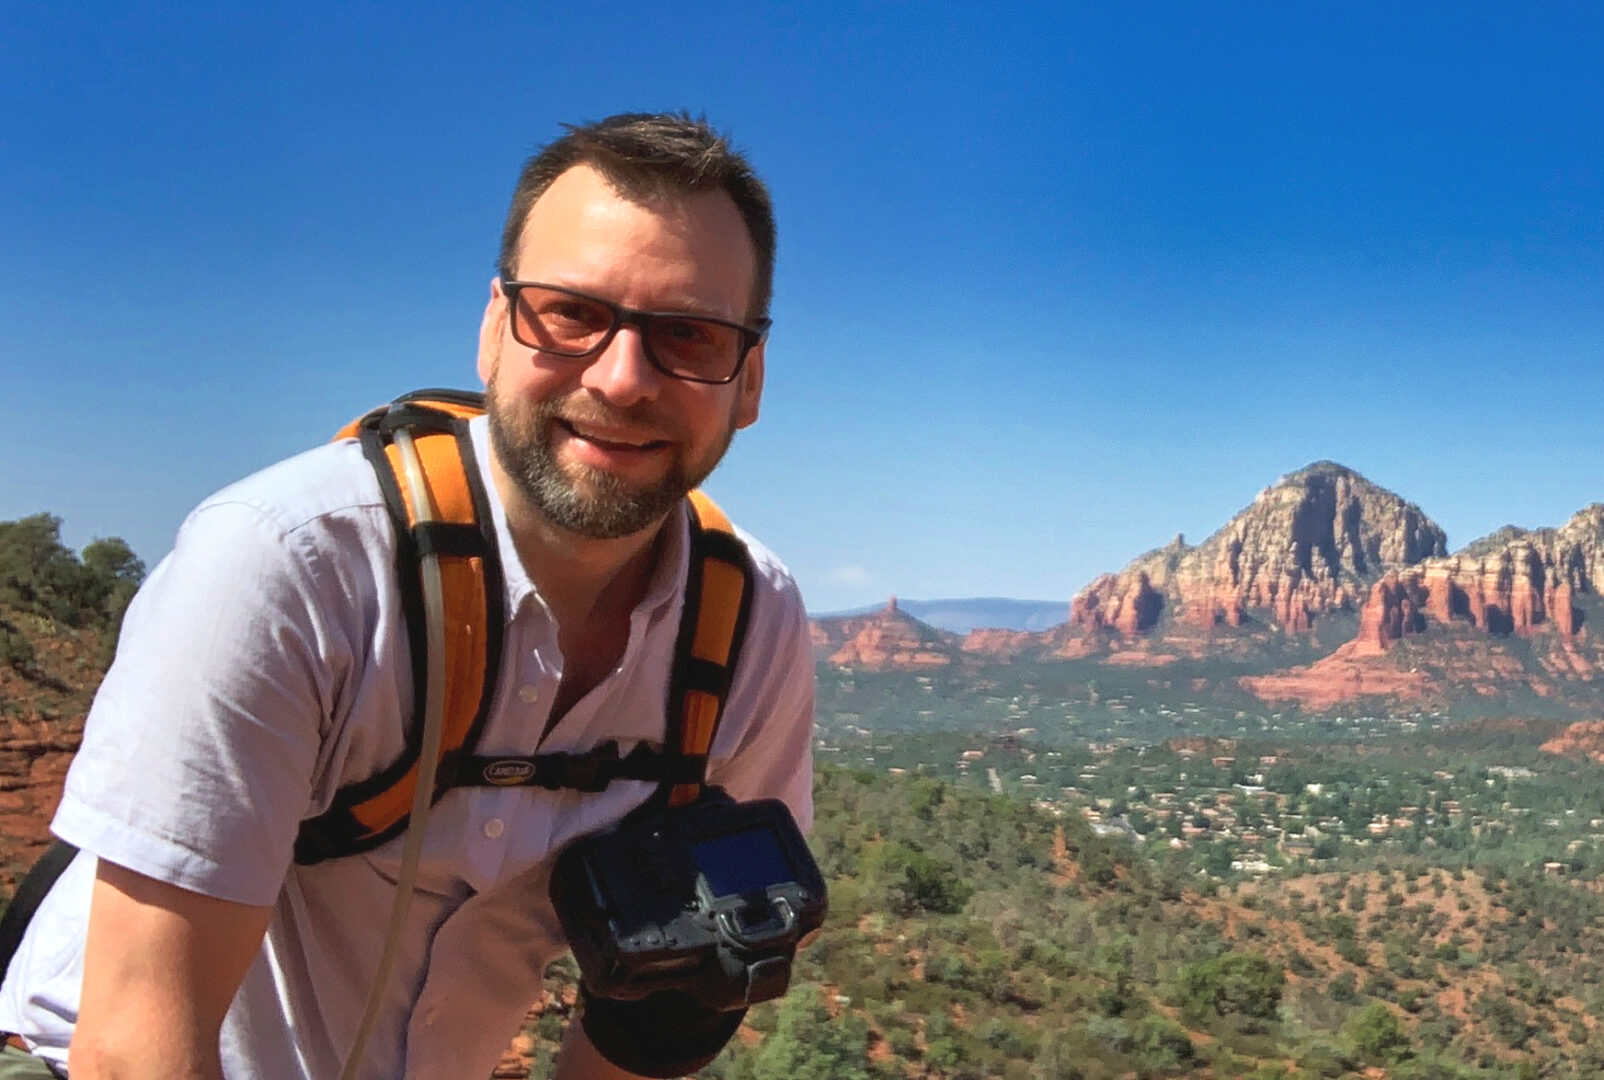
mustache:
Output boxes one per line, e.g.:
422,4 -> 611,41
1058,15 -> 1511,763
536,397 -> 676,440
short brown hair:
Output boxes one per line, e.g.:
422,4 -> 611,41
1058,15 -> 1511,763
498,113 -> 776,320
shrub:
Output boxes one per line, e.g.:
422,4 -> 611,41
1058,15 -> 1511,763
1173,953 -> 1285,1024
1346,1002 -> 1409,1064
744,985 -> 872,1080
0,515 -> 144,630
859,839 -> 971,916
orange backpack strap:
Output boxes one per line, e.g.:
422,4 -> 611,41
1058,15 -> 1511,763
294,389 -> 503,864
439,492 -> 755,804
662,490 -> 755,807
294,389 -> 755,863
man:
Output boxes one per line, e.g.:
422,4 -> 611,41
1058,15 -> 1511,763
0,113 -> 814,1080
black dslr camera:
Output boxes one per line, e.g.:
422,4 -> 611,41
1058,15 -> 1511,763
550,791 -> 827,1075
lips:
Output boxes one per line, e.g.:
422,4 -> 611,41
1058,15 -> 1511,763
556,418 -> 671,454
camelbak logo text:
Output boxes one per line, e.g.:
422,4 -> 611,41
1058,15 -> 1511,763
483,759 -> 536,785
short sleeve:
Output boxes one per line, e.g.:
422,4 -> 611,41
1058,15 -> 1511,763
52,499 -> 349,906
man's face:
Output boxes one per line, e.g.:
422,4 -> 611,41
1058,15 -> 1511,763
478,164 -> 765,540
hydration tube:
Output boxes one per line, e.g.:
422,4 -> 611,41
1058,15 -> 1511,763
338,425 -> 451,1080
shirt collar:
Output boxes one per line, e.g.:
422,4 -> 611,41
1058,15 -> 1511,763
469,414 -> 688,625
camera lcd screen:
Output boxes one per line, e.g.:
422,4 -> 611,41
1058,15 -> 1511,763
692,827 -> 796,898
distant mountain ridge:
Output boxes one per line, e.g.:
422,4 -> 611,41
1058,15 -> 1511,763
812,597 -> 1067,634
1070,461 -> 1446,636
810,462 -> 1604,716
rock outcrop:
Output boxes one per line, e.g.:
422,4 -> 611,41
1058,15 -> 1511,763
0,622 -> 105,887
1070,463 -> 1446,636
0,717 -> 79,879
811,597 -> 958,670
1350,503 -> 1604,648
1242,505 -> 1604,709
1240,641 -> 1438,709
960,626 -> 1039,660
1541,720 -> 1604,762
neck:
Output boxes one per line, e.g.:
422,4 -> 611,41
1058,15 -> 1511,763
489,460 -> 672,633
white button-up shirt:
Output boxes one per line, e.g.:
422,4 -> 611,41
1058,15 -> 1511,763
0,416 -> 815,1080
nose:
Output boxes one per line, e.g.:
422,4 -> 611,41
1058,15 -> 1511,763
579,323 -> 663,406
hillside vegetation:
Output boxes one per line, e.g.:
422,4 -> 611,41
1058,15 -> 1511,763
0,513 -> 143,674
497,764 -> 1604,1080
0,514 -> 144,881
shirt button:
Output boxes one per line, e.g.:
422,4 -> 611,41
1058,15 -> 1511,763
517,685 -> 540,704
484,818 -> 506,839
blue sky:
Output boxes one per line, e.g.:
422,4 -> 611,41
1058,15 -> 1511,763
3,2 -> 1601,614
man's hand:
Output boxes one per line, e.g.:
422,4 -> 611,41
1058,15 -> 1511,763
553,1017 -> 652,1080
71,860 -> 273,1080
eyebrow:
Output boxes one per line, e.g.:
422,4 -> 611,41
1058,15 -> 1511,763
530,279 -> 739,321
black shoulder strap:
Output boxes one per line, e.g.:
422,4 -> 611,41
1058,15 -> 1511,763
0,840 -> 79,986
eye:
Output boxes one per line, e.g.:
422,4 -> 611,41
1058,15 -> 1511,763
539,298 -> 612,333
655,318 -> 718,347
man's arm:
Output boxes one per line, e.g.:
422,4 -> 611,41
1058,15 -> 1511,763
71,860 -> 273,1080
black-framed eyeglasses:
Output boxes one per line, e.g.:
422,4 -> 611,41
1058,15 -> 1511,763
500,280 -> 770,385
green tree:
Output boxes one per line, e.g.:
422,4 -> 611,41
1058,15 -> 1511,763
1130,1015 -> 1194,1076
0,515 -> 145,631
80,536 -> 145,623
1030,1029 -> 1086,1080
1473,991 -> 1532,1050
858,839 -> 971,915
1346,1002 -> 1409,1064
1173,953 -> 1285,1024
0,514 -> 89,623
0,619 -> 35,669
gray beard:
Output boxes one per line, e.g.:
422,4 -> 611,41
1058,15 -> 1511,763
485,384 -> 731,540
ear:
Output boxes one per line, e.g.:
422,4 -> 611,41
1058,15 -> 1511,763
732,339 -> 765,429
477,277 -> 508,385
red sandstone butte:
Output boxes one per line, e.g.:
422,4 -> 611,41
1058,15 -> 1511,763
961,626 -> 1038,660
811,598 -> 958,670
1343,505 -> 1604,652
1069,462 -> 1446,637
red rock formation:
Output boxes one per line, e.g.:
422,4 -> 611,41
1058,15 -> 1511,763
1071,572 -> 1164,636
1541,720 -> 1604,762
1244,509 -> 1604,710
1069,463 -> 1446,636
1240,641 -> 1437,709
0,618 -> 110,887
810,598 -> 958,670
961,627 -> 1037,659
0,719 -> 78,881
1552,581 -> 1577,637
1353,577 -> 1430,651
1342,508 -> 1604,654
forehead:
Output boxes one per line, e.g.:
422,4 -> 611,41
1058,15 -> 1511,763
512,164 -> 756,315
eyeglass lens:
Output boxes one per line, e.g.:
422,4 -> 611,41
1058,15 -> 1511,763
511,285 -> 747,382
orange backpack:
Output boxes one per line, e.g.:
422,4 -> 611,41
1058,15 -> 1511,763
291,389 -> 756,863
